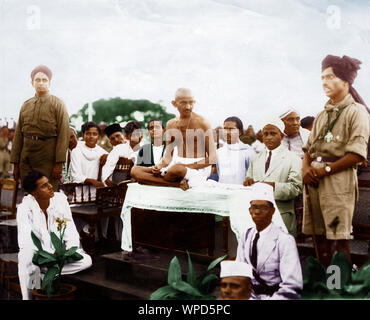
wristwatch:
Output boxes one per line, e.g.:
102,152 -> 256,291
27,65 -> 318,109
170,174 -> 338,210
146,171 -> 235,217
325,164 -> 331,174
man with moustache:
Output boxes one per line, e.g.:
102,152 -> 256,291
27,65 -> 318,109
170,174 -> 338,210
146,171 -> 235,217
10,65 -> 70,191
136,119 -> 166,167
244,117 -> 302,237
131,88 -> 217,190
302,55 -> 370,267
236,183 -> 302,300
279,108 -> 310,159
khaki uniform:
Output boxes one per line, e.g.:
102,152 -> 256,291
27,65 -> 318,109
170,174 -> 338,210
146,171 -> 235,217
10,93 -> 70,190
302,94 -> 370,239
0,136 -> 10,177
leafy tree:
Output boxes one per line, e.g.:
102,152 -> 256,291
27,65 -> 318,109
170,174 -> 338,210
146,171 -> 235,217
70,97 -> 176,134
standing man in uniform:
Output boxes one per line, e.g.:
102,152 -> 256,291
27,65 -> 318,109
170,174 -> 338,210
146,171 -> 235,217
302,55 -> 370,267
10,65 -> 70,191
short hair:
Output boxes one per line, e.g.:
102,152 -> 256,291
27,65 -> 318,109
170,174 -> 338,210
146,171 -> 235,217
124,121 -> 142,135
301,116 -> 315,129
224,116 -> 244,133
23,170 -> 45,194
81,121 -> 100,135
147,118 -> 164,130
175,88 -> 193,99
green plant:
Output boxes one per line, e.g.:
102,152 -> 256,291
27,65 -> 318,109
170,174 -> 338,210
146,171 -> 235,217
302,251 -> 370,300
31,218 -> 83,298
150,252 -> 227,300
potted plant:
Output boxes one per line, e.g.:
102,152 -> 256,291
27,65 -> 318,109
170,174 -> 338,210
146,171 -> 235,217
302,251 -> 370,300
150,252 -> 227,300
30,217 -> 83,300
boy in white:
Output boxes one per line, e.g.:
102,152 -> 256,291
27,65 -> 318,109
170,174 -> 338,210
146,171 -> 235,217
17,171 -> 92,300
215,116 -> 256,185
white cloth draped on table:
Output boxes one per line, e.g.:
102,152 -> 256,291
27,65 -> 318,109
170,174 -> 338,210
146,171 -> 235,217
120,181 -> 288,252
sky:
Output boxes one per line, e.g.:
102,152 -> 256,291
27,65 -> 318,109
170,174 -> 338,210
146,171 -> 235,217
0,0 -> 369,131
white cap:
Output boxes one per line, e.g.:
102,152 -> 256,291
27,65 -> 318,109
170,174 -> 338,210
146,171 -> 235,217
220,261 -> 253,279
262,116 -> 285,134
279,107 -> 300,119
250,182 -> 275,205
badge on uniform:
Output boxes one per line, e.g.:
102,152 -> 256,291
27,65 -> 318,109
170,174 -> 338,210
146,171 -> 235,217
324,131 -> 333,143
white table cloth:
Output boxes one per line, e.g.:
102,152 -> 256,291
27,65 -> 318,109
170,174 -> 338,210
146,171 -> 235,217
120,181 -> 288,252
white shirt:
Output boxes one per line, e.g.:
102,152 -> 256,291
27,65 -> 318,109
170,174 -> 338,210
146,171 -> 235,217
152,144 -> 165,165
216,141 -> 256,185
102,142 -> 136,184
17,192 -> 81,299
250,223 -> 274,256
70,142 -> 107,200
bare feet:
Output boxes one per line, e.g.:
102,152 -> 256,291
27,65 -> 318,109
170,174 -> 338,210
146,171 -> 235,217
179,179 -> 189,191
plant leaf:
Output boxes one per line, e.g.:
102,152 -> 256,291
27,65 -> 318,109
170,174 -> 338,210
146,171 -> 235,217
65,246 -> 78,257
170,280 -> 203,297
330,251 -> 352,287
50,232 -> 65,256
186,251 -> 197,287
41,265 -> 59,298
167,256 -> 182,285
31,231 -> 43,251
207,254 -> 227,272
303,256 -> 327,291
200,274 -> 219,293
149,285 -> 179,300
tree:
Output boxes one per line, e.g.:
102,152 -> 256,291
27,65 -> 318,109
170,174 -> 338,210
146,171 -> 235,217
70,97 -> 176,134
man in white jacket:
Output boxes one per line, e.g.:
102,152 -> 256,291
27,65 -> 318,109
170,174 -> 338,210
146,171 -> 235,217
236,182 -> 303,300
17,170 -> 92,300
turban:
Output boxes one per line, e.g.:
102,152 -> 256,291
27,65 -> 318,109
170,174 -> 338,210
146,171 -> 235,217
279,107 -> 300,120
220,261 -> 253,279
104,123 -> 122,138
322,55 -> 368,110
261,116 -> 285,134
30,65 -> 52,81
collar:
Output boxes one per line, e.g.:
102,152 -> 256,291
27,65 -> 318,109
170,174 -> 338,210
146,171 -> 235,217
34,92 -> 51,102
266,144 -> 284,155
283,132 -> 300,139
325,93 -> 354,112
256,222 -> 274,237
226,140 -> 244,150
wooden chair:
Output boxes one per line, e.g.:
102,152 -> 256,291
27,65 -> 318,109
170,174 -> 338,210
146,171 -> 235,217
0,178 -> 18,221
0,253 -> 21,294
62,157 -> 134,255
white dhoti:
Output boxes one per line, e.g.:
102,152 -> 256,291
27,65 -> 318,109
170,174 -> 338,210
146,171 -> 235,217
160,155 -> 211,188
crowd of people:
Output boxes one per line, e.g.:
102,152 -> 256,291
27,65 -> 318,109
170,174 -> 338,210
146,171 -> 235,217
2,53 -> 369,300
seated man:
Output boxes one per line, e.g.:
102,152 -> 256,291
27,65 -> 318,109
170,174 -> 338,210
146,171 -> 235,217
131,88 -> 217,190
61,127 -> 79,183
236,182 -> 303,300
214,116 -> 256,185
17,170 -> 92,300
101,123 -> 136,186
124,121 -> 143,161
136,119 -> 166,167
279,107 -> 310,159
244,117 -> 302,237
219,260 -> 253,300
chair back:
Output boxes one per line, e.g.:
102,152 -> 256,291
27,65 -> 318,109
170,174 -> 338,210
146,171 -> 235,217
61,182 -> 96,205
111,157 -> 134,183
0,178 -> 18,220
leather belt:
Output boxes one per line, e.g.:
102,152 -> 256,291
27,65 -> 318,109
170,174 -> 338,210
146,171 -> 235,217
24,134 -> 56,141
313,156 -> 340,163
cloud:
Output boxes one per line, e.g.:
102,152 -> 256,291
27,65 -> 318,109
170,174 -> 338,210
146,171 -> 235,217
0,0 -> 369,130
